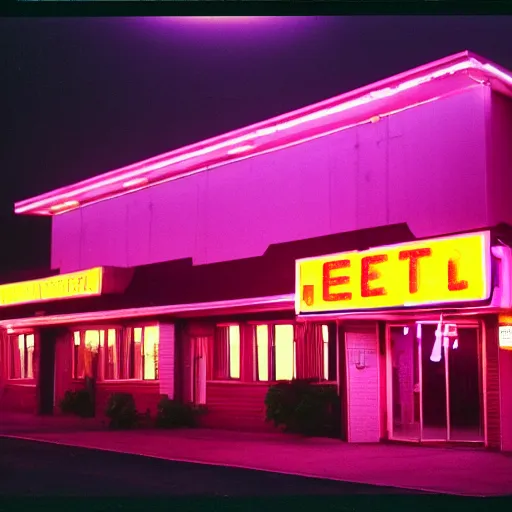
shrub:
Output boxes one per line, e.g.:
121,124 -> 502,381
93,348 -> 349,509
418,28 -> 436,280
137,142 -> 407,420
59,389 -> 95,418
105,392 -> 138,430
265,379 -> 340,437
155,396 -> 204,429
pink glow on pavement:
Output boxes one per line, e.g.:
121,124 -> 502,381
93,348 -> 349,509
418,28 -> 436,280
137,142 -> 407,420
14,52 -> 512,216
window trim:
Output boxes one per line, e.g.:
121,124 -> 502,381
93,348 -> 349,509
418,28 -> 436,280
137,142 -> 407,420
70,324 -> 159,382
212,323 -> 241,381
7,331 -> 36,382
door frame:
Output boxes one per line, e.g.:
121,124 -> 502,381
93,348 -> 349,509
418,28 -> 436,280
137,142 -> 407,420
386,318 -> 485,444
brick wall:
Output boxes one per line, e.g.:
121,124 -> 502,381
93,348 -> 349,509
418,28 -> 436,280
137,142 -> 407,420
344,322 -> 380,443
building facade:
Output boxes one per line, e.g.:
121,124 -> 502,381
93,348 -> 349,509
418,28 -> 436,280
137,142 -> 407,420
1,51 -> 512,450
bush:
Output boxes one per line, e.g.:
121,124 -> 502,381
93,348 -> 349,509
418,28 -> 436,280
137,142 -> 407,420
105,392 -> 138,430
155,396 -> 200,429
59,389 -> 95,418
265,379 -> 340,437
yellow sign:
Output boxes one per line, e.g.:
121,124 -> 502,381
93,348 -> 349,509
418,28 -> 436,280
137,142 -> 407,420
0,267 -> 103,308
296,232 -> 491,314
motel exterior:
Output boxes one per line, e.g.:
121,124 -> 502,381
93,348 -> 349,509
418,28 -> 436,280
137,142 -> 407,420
2,51 -> 512,451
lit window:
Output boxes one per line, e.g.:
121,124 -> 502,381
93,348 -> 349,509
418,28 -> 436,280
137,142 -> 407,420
143,326 -> 159,380
274,325 -> 295,381
9,333 -> 34,380
256,325 -> 269,382
73,331 -> 84,379
72,326 -> 158,381
105,329 -> 119,380
213,325 -> 240,380
255,324 -> 296,382
322,324 -> 329,381
228,326 -> 240,379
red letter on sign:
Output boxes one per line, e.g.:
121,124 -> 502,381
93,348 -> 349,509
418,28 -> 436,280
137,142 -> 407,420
361,254 -> 388,297
323,260 -> 352,302
399,248 -> 432,294
448,258 -> 468,291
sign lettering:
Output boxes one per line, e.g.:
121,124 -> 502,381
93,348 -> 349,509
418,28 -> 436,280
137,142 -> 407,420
296,232 -> 491,314
0,268 -> 103,308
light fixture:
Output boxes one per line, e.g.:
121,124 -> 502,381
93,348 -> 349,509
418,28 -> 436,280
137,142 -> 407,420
49,200 -> 79,212
227,144 -> 255,156
123,177 -> 149,188
403,326 -> 409,336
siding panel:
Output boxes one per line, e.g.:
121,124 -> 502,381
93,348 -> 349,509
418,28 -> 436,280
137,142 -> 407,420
158,323 -> 175,399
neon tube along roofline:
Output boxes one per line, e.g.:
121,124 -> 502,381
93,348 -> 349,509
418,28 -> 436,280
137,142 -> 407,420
0,293 -> 296,329
14,51 -> 512,216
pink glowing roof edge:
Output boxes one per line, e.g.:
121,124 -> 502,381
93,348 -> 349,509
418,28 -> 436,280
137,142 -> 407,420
14,51 -> 512,216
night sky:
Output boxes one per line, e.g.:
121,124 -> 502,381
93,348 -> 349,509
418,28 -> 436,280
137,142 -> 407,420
2,16 -> 512,276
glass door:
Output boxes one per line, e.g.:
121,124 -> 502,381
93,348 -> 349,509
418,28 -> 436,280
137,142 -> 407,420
388,325 -> 421,441
388,321 -> 483,443
447,327 -> 484,442
420,324 -> 448,441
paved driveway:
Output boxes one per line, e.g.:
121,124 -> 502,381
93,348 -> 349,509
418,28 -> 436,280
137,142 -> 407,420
0,437 -> 416,496
1,412 -> 512,496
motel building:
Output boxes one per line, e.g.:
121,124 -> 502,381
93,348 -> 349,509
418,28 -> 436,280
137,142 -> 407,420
3,50 -> 512,452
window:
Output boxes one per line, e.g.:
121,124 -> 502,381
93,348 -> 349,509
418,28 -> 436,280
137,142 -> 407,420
72,329 -> 102,379
213,325 -> 240,380
142,326 -> 159,380
9,333 -> 35,380
73,331 -> 83,379
322,324 -> 329,381
104,329 -> 119,380
71,326 -> 158,381
255,324 -> 296,382
121,326 -> 159,380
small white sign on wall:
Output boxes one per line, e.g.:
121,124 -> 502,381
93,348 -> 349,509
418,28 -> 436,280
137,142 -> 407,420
499,325 -> 512,350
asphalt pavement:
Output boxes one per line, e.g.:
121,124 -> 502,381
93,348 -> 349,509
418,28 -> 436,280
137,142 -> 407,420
0,437 -> 417,497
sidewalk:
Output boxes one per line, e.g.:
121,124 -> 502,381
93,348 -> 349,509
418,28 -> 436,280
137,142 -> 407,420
1,412 -> 512,497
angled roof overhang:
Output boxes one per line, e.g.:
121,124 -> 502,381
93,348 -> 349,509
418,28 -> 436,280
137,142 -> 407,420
14,51 -> 512,217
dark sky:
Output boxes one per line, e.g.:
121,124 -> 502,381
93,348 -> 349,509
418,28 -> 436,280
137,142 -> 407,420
2,16 -> 512,275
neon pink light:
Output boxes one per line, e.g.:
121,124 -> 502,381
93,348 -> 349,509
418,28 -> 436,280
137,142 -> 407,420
77,92 -> 450,216
0,294 -> 295,329
227,144 -> 255,155
14,52 -> 512,216
123,177 -> 149,188
50,200 -> 80,212
482,63 -> 512,86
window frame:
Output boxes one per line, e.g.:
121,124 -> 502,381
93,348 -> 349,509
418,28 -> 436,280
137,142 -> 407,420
70,323 -> 159,383
251,321 -> 297,383
211,323 -> 241,382
7,331 -> 36,382
250,321 -> 337,384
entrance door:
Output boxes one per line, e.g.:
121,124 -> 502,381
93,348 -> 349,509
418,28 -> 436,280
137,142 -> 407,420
388,322 -> 483,443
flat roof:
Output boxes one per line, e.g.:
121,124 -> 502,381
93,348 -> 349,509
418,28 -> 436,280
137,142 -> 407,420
15,51 -> 512,217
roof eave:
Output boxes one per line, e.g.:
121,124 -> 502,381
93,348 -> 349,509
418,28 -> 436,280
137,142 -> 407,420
14,51 -> 512,217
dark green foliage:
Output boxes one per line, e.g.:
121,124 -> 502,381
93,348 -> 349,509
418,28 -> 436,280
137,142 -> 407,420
265,379 -> 340,437
59,389 -> 95,418
105,392 -> 138,430
155,395 -> 205,429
